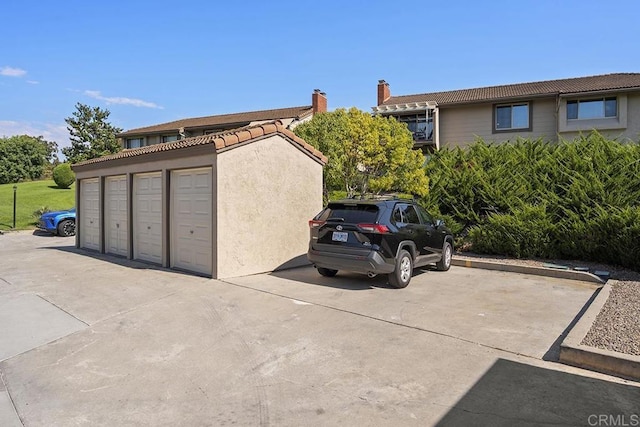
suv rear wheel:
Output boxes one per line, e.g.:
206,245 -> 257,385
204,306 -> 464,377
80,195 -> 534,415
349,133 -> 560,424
388,249 -> 412,288
317,267 -> 338,277
436,241 -> 452,271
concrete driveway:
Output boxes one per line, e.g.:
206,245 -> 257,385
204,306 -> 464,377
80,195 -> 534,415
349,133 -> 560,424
1,232 -> 639,426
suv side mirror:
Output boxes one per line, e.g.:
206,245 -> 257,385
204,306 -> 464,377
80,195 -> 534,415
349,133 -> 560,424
435,219 -> 445,228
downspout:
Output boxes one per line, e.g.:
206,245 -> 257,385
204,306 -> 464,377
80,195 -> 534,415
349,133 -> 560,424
434,106 -> 440,150
555,94 -> 560,141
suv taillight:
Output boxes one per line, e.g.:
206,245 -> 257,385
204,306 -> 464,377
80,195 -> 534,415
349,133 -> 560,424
357,223 -> 389,234
309,220 -> 325,228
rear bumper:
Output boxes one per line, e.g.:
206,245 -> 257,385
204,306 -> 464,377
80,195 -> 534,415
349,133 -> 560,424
307,247 -> 395,275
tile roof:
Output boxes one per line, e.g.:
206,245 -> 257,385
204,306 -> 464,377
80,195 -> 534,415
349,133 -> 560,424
73,121 -> 327,167
382,73 -> 640,107
117,105 -> 314,137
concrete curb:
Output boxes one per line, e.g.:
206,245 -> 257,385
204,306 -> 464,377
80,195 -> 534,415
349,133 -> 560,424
451,258 -> 605,284
559,282 -> 640,381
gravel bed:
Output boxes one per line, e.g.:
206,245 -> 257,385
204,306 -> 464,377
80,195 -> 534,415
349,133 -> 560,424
455,251 -> 640,357
582,280 -> 640,356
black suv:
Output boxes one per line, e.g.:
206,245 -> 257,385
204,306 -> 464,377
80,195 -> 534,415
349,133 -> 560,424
307,198 -> 453,288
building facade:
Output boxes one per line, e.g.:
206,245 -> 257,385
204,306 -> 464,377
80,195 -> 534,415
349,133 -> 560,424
118,89 -> 327,149
373,74 -> 640,150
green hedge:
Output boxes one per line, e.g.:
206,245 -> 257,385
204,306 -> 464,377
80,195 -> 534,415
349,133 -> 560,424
421,132 -> 640,270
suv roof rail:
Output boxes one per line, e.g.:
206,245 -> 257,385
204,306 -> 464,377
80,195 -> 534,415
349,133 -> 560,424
349,193 -> 415,201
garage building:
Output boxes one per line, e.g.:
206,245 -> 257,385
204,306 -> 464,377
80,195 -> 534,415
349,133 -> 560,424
71,121 -> 326,279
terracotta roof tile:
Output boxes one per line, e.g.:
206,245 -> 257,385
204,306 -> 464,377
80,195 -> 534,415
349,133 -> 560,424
248,127 -> 263,138
382,73 -> 640,107
261,123 -> 278,134
118,105 -> 314,137
236,130 -> 252,143
72,121 -> 327,167
223,134 -> 239,146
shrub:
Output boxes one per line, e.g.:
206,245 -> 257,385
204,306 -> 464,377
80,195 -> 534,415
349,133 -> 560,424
33,206 -> 51,218
469,204 -> 556,259
424,132 -> 640,270
53,163 -> 75,189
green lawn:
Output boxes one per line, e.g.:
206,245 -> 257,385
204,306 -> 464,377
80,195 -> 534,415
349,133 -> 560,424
0,180 -> 75,230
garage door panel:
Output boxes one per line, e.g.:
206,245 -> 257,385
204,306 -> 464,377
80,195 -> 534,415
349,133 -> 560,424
134,173 -> 163,265
194,198 -> 210,214
171,168 -> 212,276
105,176 -> 128,257
80,178 -> 100,251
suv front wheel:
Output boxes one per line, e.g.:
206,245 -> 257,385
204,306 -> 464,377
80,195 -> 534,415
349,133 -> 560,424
388,249 -> 412,288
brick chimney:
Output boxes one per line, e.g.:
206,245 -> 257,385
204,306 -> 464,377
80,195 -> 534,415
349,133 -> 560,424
377,80 -> 390,105
312,89 -> 327,114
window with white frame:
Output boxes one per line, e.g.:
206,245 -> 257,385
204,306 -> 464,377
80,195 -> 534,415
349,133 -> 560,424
567,97 -> 617,120
126,137 -> 144,149
494,103 -> 530,131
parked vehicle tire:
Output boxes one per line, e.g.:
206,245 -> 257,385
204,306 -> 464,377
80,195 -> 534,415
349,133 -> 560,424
436,241 -> 452,271
317,267 -> 338,277
57,219 -> 76,237
389,249 -> 412,288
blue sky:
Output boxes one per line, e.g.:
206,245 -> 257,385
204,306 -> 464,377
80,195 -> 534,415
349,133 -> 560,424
1,0 -> 639,155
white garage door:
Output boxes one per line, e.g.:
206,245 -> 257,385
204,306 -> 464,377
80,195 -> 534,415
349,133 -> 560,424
134,172 -> 163,264
105,175 -> 128,257
171,168 -> 212,275
80,178 -> 100,251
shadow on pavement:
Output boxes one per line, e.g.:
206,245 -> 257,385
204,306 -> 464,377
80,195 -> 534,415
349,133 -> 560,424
31,229 -> 61,237
37,245 -> 187,276
269,266 -> 433,291
436,358 -> 640,426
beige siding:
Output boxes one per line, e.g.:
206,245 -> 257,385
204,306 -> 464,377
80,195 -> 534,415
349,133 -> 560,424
559,93 -> 640,142
439,98 -> 558,148
626,93 -> 640,141
216,135 -> 323,279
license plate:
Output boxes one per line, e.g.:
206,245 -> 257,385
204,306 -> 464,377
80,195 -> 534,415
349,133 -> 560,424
332,231 -> 348,242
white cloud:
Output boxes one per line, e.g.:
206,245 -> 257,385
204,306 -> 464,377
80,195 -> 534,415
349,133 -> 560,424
27,80 -> 39,85
1,66 -> 27,77
84,90 -> 163,109
0,120 -> 70,153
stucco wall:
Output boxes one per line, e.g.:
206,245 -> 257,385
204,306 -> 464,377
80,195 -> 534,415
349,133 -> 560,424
439,98 -> 558,148
216,135 -> 323,278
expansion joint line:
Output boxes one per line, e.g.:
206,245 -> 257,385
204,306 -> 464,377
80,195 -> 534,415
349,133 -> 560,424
218,279 -> 535,361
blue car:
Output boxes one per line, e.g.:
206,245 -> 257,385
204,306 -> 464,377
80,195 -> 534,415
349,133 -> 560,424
38,208 -> 76,237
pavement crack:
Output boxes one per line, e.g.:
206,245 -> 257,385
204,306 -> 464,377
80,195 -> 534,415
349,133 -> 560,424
0,276 -> 14,286
1,369 -> 24,426
36,294 -> 90,327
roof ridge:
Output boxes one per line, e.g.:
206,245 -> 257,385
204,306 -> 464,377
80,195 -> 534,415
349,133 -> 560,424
387,73 -> 640,101
120,105 -> 313,135
73,120 -> 327,167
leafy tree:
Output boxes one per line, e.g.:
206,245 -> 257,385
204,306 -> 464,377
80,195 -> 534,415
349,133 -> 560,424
0,135 -> 55,184
62,103 -> 123,164
53,163 -> 76,189
294,107 -> 429,198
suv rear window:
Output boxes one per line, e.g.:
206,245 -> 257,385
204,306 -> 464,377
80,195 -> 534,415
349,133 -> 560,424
320,203 -> 379,224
